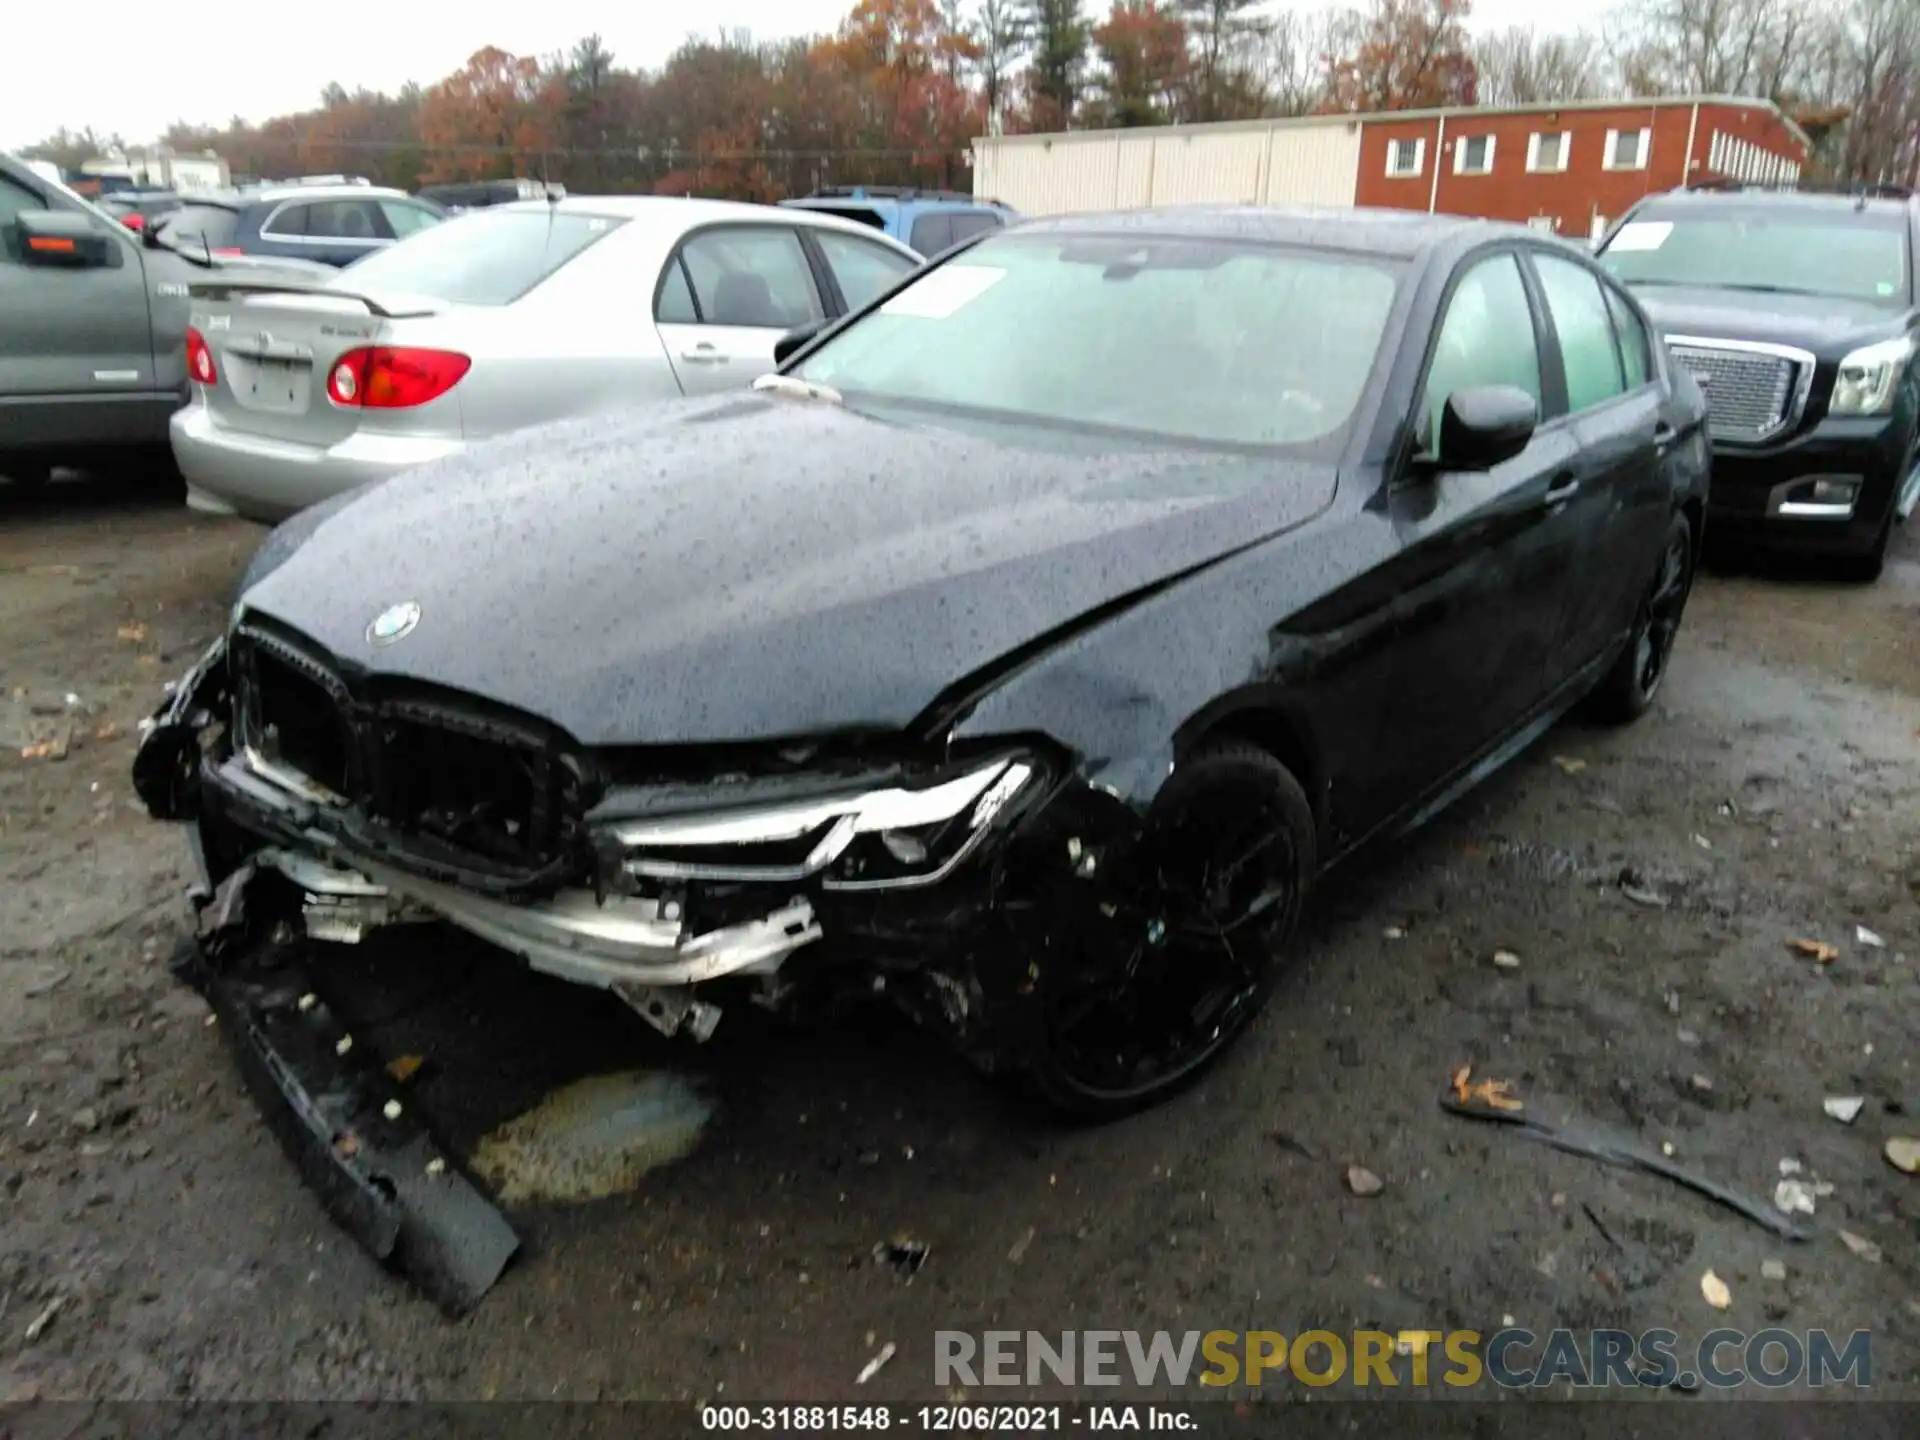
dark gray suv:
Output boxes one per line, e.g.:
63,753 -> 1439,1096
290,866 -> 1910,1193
152,181 -> 446,268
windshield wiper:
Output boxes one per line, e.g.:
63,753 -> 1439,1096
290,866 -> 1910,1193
1710,283 -> 1823,296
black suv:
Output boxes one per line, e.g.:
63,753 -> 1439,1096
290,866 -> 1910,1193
1596,182 -> 1919,580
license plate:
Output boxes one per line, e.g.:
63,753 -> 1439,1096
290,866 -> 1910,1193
240,357 -> 309,415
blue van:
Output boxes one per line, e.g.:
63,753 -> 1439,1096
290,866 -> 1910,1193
779,186 -> 1019,256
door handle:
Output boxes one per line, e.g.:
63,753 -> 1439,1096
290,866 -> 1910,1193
679,345 -> 728,365
1543,472 -> 1580,505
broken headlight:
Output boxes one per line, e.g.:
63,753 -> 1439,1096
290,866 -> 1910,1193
605,754 -> 1038,891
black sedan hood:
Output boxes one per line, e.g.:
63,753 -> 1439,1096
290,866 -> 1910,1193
1628,284 -> 1909,358
241,394 -> 1337,747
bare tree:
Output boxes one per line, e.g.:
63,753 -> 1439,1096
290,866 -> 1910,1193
975,0 -> 1033,133
1474,25 -> 1605,105
1603,0 -> 1803,98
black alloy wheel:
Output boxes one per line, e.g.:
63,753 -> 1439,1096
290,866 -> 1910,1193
1024,740 -> 1315,1119
1591,511 -> 1695,725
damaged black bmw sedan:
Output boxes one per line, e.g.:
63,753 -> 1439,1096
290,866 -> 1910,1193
136,206 -> 1707,1152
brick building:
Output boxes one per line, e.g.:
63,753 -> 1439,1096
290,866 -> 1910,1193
971,96 -> 1810,240
1355,96 -> 1809,240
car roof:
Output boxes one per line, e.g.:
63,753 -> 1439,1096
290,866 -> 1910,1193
1632,185 -> 1917,219
184,184 -> 418,210
485,195 -> 924,252
1011,204 -> 1536,259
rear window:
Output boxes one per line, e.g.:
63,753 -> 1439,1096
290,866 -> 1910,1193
794,203 -> 888,231
336,208 -> 621,304
158,204 -> 239,248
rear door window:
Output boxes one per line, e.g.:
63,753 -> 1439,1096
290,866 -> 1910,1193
302,200 -> 390,241
908,212 -> 955,255
811,229 -> 918,312
670,226 -> 824,328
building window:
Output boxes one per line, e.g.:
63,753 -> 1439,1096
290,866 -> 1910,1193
1385,138 -> 1425,178
1453,135 -> 1495,175
1526,132 -> 1570,174
1604,127 -> 1652,171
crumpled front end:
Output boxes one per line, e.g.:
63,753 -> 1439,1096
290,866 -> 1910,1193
132,614 -> 1163,1304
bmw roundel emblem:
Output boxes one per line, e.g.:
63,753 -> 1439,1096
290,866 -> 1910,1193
366,601 -> 421,646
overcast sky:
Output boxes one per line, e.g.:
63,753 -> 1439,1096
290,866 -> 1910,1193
7,0 -> 1610,152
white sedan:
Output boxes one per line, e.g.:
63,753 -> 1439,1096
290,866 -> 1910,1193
170,197 -> 924,522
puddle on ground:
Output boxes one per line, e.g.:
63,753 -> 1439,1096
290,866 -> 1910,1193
469,1070 -> 715,1205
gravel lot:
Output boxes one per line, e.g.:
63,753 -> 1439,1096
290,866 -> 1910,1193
1,473 -> 1917,1406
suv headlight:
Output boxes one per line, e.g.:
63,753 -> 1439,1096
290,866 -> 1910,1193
1830,337 -> 1914,416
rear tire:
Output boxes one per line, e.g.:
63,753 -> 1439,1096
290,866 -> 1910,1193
1020,739 -> 1315,1121
1590,511 -> 1695,726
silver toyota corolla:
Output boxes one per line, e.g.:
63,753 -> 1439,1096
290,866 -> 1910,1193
170,197 -> 925,522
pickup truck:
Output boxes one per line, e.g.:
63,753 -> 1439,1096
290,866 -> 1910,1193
1,152 -> 332,489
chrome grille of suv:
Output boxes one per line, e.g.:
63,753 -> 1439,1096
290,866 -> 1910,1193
1666,341 -> 1799,444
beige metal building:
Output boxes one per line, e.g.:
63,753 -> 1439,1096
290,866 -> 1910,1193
971,116 -> 1366,215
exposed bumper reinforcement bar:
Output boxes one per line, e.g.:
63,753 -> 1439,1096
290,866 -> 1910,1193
171,930 -> 519,1316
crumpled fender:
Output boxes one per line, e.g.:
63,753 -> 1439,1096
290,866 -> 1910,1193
132,636 -> 229,822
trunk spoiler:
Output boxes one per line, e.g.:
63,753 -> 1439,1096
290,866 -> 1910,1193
186,278 -> 438,320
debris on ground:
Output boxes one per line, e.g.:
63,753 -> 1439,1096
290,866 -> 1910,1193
1787,938 -> 1840,964
1007,1227 -> 1036,1264
1442,1082 -> 1806,1239
22,1298 -> 63,1343
1885,1138 -> 1920,1175
19,731 -> 69,761
1621,881 -> 1669,908
1552,755 -> 1588,775
116,623 -> 149,643
1382,925 -> 1406,940
385,1054 -> 425,1084
1343,1164 -> 1384,1197
1700,1270 -> 1732,1309
856,1341 -> 897,1384
1823,1096 -> 1866,1125
21,965 -> 70,998
1854,925 -> 1886,949
873,1237 -> 930,1277
1689,1074 -> 1714,1094
1839,1230 -> 1883,1264
1775,1178 -> 1817,1216
1492,949 -> 1522,970
1452,1065 -> 1524,1112
1761,1259 -> 1787,1281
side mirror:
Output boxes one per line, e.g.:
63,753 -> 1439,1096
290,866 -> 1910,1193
773,319 -> 827,367
16,210 -> 114,268
1431,385 -> 1538,470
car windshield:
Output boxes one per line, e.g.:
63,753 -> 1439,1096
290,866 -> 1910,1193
337,208 -> 622,305
791,232 -> 1401,451
1598,208 -> 1911,303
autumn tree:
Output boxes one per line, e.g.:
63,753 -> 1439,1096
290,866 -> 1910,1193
21,126 -> 119,173
645,33 -> 780,199
1023,0 -> 1094,128
1326,0 -> 1478,112
1090,2 -> 1189,125
973,0 -> 1032,131
417,46 -> 560,183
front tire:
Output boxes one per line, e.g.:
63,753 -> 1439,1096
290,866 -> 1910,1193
1835,509 -> 1893,585
1020,740 -> 1316,1120
1590,511 -> 1694,725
